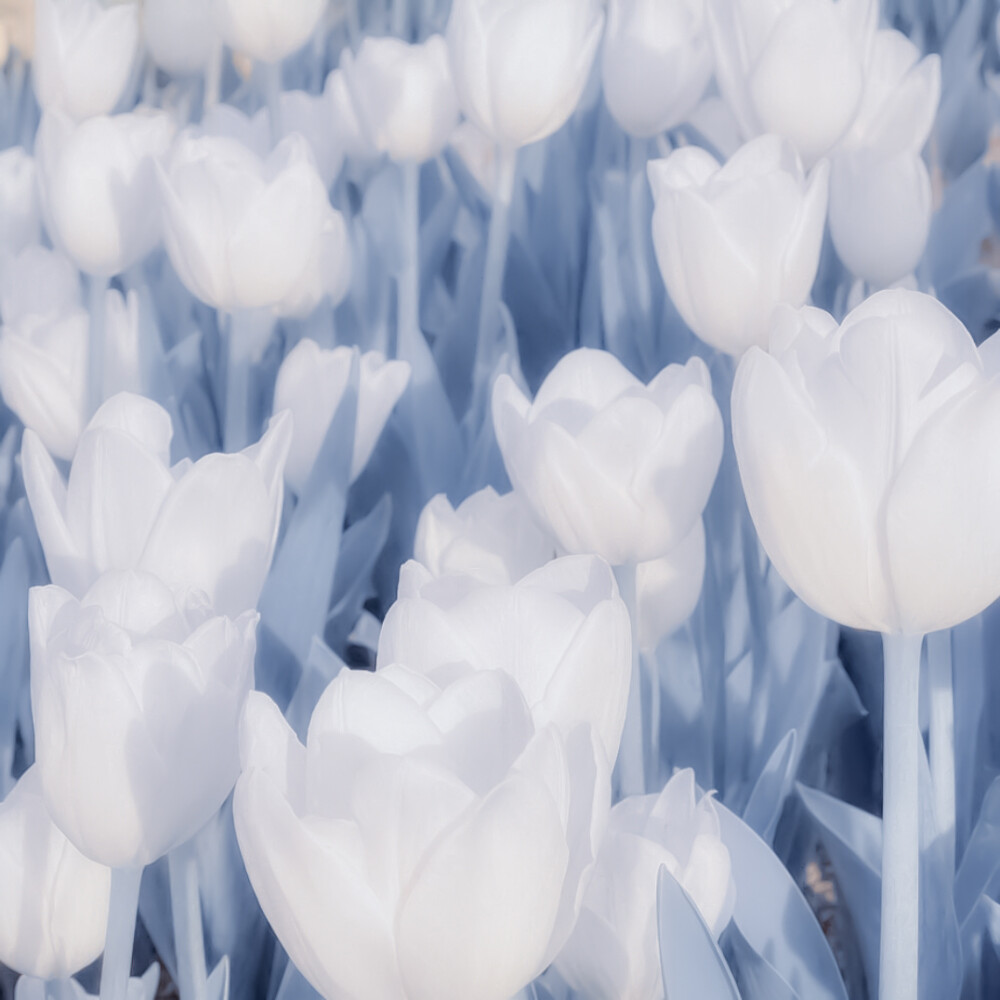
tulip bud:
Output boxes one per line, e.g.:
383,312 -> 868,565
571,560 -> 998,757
159,133 -> 351,316
0,766 -> 111,980
446,0 -> 605,149
706,0 -> 875,163
30,571 -> 258,868
33,0 -> 140,120
273,339 -> 410,494
325,68 -> 378,163
555,770 -> 735,1000
213,0 -> 326,65
414,487 -> 555,586
0,147 -> 41,262
36,109 -> 174,277
649,135 -> 829,356
828,30 -> 940,287
602,0 -> 713,138
22,392 -> 292,617
143,0 -> 219,76
341,35 -> 460,163
733,289 -> 1000,635
493,349 -> 723,566
236,658 -> 611,1000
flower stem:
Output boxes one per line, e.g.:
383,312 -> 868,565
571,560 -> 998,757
614,563 -> 645,799
87,275 -> 109,418
880,632 -> 923,1000
263,61 -> 282,146
99,867 -> 143,1000
628,136 -> 652,323
927,629 -> 956,873
398,160 -> 420,350
169,842 -> 207,1000
203,44 -> 222,114
473,145 -> 518,386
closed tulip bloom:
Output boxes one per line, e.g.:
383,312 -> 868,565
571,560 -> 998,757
0,766 -> 111,979
30,571 -> 258,868
446,0 -> 605,149
273,340 -> 410,494
22,392 -> 291,617
602,0 -> 713,138
493,349 -> 723,566
555,769 -> 735,1000
325,68 -> 378,163
414,487 -> 555,586
636,518 -> 706,654
36,109 -> 174,277
213,0 -> 326,64
0,147 -> 41,261
828,30 -> 940,287
649,135 -> 829,356
143,0 -> 219,76
236,658 -> 610,1000
707,0 -> 874,163
733,289 -> 1000,635
159,133 -> 350,316
341,35 -> 460,163
33,0 -> 140,120
381,554 -> 632,764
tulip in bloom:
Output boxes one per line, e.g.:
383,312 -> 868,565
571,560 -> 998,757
30,570 -> 258,867
273,339 -> 410,494
22,392 -> 291,617
236,657 -> 610,1000
142,0 -> 219,76
36,109 -> 174,277
381,554 -> 632,764
555,770 -> 735,1000
733,289 -> 1000,635
649,135 -> 829,356
414,487 -> 555,586
159,133 -> 351,317
602,0 -> 713,138
341,35 -> 460,163
493,349 -> 723,566
33,0 -> 140,120
0,766 -> 111,979
828,30 -> 940,287
446,0 -> 605,149
706,0 -> 875,163
213,0 -> 326,64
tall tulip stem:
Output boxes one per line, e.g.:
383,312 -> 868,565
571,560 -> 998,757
628,136 -> 652,323
263,61 -> 282,145
169,841 -> 208,1000
473,144 -> 518,385
88,275 -> 109,418
927,629 -> 956,873
398,159 -> 421,350
99,866 -> 143,1000
880,632 -> 923,1000
614,563 -> 645,799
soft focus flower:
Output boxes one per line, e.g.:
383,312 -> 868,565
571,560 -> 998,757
30,570 -> 257,868
36,109 -> 174,277
733,289 -> 1000,635
143,0 -> 219,76
381,554 -> 632,764
158,133 -> 350,316
413,487 -> 555,586
0,147 -> 41,262
22,392 -> 291,617
555,769 -> 735,1000
236,658 -> 610,1000
33,0 -> 140,120
828,30 -> 940,287
0,766 -> 111,979
341,34 -> 460,163
706,0 -> 875,163
636,518 -> 706,654
602,0 -> 713,138
446,0 -> 605,149
493,349 -> 723,565
213,0 -> 326,65
325,67 -> 378,163
648,135 -> 829,356
273,339 -> 410,494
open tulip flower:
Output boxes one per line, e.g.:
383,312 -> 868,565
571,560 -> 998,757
22,392 -> 291,618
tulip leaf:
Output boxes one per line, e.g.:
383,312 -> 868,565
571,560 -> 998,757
954,776 -> 1000,925
657,865 -> 740,999
742,728 -> 797,845
723,921 -> 801,999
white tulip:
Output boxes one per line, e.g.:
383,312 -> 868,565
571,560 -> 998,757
0,766 -> 111,979
733,289 -> 1000,634
143,0 -> 219,76
493,349 -> 723,565
649,135 -> 829,356
556,770 -> 735,1000
213,0 -> 326,65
